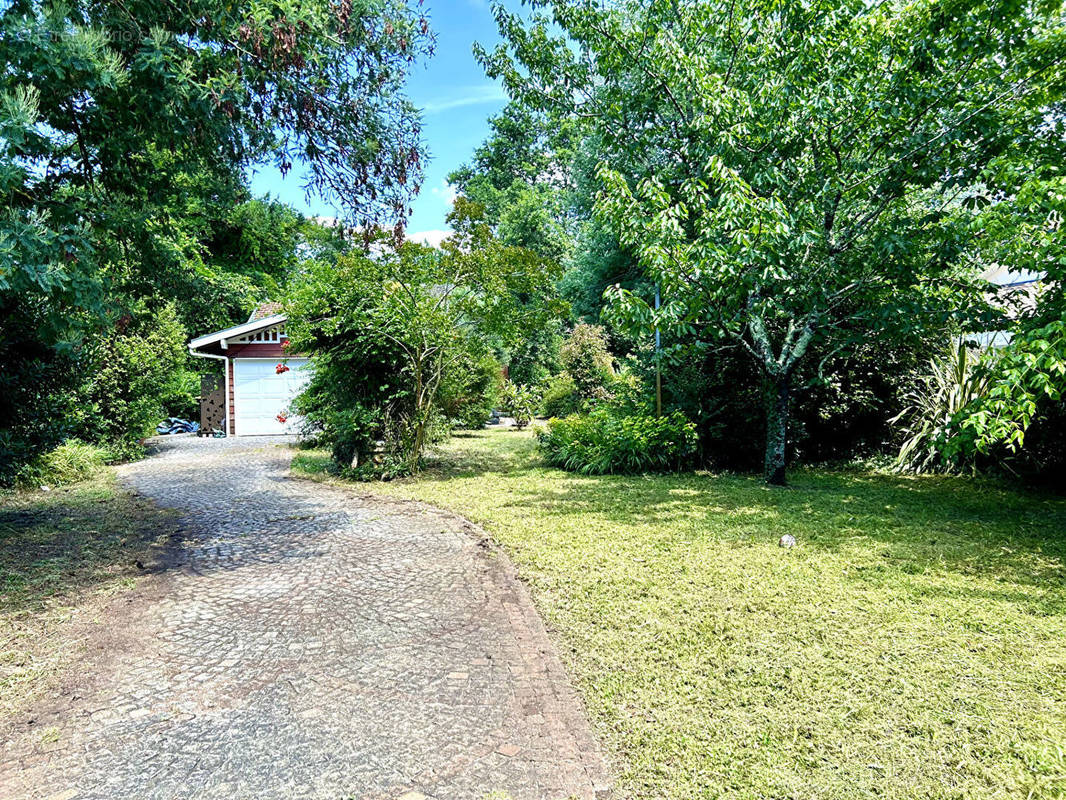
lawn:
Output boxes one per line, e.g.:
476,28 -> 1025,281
0,473 -> 175,721
293,427 -> 1066,799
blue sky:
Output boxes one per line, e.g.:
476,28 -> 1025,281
247,0 -> 512,243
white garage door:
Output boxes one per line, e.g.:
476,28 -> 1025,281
232,358 -> 311,436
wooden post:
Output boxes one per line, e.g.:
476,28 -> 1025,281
655,284 -> 662,417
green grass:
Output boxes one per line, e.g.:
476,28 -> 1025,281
0,472 -> 175,719
293,428 -> 1066,799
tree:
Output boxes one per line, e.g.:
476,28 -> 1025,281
448,102 -> 574,236
479,0 -> 1065,483
882,146 -> 1066,477
448,103 -> 577,382
2,0 -> 430,332
287,200 -> 563,473
951,169 -> 1066,462
0,0 -> 432,479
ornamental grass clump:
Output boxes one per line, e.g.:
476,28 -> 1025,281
537,408 -> 696,474
892,342 -> 990,474
16,440 -> 111,487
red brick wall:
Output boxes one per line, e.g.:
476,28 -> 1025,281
227,358 -> 235,435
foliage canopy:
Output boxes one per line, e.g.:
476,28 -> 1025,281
479,0 -> 1066,483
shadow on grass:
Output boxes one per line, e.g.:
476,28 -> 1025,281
0,477 -> 176,616
403,431 -> 1066,603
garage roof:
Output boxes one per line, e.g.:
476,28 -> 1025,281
188,314 -> 287,351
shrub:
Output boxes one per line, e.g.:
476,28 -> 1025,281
890,326 -> 1066,484
892,342 -> 989,473
1,300 -> 199,484
539,373 -> 582,418
76,302 -> 194,459
315,403 -> 383,471
560,323 -> 614,402
439,351 -> 502,430
1012,395 -> 1066,484
623,330 -> 931,472
953,317 -> 1066,463
0,345 -> 83,486
502,382 -> 538,430
17,440 -> 110,487
537,408 -> 697,474
603,366 -> 647,414
158,368 -> 200,422
289,315 -> 413,475
287,216 -> 560,475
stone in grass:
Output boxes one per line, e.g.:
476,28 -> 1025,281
778,534 -> 797,548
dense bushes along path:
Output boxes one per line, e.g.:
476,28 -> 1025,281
1,436 -> 608,800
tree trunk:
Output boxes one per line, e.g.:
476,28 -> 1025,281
408,355 -> 426,474
410,411 -> 426,473
407,350 -> 440,475
764,375 -> 790,486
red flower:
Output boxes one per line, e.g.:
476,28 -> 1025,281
276,414 -> 288,424
275,363 -> 290,374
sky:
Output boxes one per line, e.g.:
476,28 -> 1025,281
247,0 -> 514,245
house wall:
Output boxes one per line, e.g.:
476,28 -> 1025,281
226,341 -> 289,359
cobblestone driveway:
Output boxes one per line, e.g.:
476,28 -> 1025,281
4,436 -> 608,800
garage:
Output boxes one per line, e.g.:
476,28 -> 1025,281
232,358 -> 311,435
187,303 -> 313,436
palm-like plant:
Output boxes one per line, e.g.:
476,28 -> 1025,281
892,342 -> 990,473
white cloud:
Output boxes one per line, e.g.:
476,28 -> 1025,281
406,229 -> 450,248
420,85 -> 507,114
430,179 -> 458,207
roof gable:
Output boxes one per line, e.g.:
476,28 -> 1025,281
188,314 -> 287,351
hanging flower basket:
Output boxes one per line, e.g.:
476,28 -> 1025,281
275,363 -> 290,374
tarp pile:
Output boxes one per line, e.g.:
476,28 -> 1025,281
156,417 -> 200,435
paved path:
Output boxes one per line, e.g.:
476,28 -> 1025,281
3,436 -> 608,800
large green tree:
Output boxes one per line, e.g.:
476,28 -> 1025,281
448,103 -> 578,383
479,0 -> 1065,484
0,0 -> 431,478
2,0 -> 430,325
